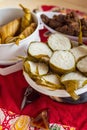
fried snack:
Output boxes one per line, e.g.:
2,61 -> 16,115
19,4 -> 33,32
30,110 -> 49,130
0,18 -> 21,44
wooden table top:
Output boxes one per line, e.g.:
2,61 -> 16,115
0,0 -> 87,13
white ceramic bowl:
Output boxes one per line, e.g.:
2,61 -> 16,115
23,71 -> 87,104
39,11 -> 87,43
0,8 -> 40,65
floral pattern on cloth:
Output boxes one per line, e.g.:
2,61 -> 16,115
0,108 -> 75,130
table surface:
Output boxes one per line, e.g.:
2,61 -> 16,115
0,0 -> 87,13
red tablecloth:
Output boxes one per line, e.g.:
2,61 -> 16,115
0,5 -> 87,130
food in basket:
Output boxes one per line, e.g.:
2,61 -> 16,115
0,4 -> 37,45
23,33 -> 87,100
41,11 -> 87,37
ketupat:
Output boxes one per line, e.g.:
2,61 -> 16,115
4,21 -> 37,45
15,22 -> 37,45
19,4 -> 33,32
0,18 -> 21,44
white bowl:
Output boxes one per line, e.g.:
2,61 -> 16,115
23,71 -> 87,104
0,8 -> 40,65
39,11 -> 87,43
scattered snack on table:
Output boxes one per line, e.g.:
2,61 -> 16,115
23,33 -> 87,100
30,110 -> 49,130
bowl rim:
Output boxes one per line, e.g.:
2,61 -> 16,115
23,71 -> 87,98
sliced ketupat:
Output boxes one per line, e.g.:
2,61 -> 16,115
36,73 -> 63,90
25,54 -> 38,62
61,71 -> 87,100
47,33 -> 71,51
61,71 -> 87,88
71,40 -> 79,48
70,45 -> 87,62
77,56 -> 87,74
28,41 -> 53,61
49,50 -> 75,74
23,60 -> 37,75
23,60 -> 49,79
38,62 -> 49,76
61,80 -> 80,100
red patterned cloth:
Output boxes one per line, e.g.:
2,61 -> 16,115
0,5 -> 87,130
0,108 -> 75,130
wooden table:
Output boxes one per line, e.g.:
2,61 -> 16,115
0,0 -> 87,13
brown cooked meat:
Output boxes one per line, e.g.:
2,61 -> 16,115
41,11 -> 87,37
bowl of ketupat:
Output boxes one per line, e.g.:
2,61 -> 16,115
0,4 -> 40,65
23,33 -> 87,104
